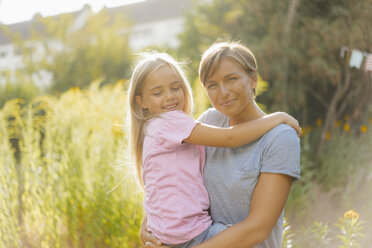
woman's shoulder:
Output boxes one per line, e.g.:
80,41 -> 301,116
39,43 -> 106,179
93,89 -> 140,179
264,123 -> 300,147
197,108 -> 227,125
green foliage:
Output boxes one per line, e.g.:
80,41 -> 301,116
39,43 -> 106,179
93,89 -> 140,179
317,127 -> 372,190
283,211 -> 365,248
336,216 -> 365,248
292,221 -> 332,248
0,73 -> 41,108
0,81 -> 143,247
0,81 -> 40,109
285,135 -> 316,219
179,0 -> 372,143
10,9 -> 133,94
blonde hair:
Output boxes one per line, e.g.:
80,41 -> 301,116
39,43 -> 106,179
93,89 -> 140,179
128,52 -> 193,186
199,41 -> 258,93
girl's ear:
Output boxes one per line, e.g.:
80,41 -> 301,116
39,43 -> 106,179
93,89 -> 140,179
135,95 -> 147,109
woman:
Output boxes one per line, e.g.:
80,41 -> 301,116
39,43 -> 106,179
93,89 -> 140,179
140,41 -> 301,248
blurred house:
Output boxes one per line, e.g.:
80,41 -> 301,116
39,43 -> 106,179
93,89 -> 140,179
0,0 -> 193,87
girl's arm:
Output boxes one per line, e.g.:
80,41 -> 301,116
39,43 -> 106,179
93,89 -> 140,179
192,173 -> 293,248
183,112 -> 302,147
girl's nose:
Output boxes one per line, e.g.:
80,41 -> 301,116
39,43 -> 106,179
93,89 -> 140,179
166,89 -> 176,99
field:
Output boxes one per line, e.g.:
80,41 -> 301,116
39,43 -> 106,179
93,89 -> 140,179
1,81 -> 370,247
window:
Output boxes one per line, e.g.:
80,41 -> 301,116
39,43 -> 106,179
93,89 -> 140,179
0,51 -> 7,58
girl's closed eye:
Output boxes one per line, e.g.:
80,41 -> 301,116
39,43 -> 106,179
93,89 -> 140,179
152,90 -> 162,96
171,86 -> 181,91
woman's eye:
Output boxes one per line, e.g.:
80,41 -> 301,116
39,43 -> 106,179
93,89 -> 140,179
207,84 -> 217,89
228,77 -> 237,82
153,91 -> 161,96
171,87 -> 180,91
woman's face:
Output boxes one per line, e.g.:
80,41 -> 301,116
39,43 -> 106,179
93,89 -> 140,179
204,57 -> 256,121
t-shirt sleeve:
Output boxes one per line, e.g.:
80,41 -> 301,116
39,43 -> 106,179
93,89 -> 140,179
156,110 -> 198,150
197,108 -> 212,124
260,129 -> 301,180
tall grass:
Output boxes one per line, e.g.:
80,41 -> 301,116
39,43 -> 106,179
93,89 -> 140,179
0,81 -> 143,247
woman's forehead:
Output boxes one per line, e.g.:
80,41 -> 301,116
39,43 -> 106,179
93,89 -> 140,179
207,57 -> 244,80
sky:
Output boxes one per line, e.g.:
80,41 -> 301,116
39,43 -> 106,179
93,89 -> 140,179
0,0 -> 146,25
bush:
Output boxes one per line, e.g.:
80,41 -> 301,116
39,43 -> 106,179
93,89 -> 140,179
0,81 -> 143,247
0,80 -> 41,108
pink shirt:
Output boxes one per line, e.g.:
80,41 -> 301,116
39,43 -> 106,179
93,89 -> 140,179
142,110 -> 212,244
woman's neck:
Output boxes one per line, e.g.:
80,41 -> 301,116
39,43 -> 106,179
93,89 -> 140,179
229,101 -> 266,126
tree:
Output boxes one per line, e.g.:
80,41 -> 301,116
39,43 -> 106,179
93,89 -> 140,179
13,8 -> 133,93
178,0 -> 372,154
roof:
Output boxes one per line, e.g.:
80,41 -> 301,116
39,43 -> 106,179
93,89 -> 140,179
0,5 -> 90,45
0,0 -> 193,46
107,0 -> 192,24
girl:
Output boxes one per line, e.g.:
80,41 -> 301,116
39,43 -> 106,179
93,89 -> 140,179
128,51 -> 301,248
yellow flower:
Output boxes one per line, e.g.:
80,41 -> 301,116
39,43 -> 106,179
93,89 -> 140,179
104,237 -> 110,244
344,210 -> 359,220
360,125 -> 367,133
316,118 -> 323,127
307,126 -> 313,133
325,132 -> 331,140
334,120 -> 341,128
69,86 -> 80,92
338,217 -> 344,225
302,126 -> 312,136
112,119 -> 124,137
344,114 -> 350,121
116,78 -> 127,84
343,123 -> 350,132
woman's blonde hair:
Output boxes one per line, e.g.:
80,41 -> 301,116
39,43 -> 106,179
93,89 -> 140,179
199,41 -> 258,94
128,51 -> 193,186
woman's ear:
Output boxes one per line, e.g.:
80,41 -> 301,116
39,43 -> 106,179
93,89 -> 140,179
250,73 -> 258,89
135,95 -> 147,109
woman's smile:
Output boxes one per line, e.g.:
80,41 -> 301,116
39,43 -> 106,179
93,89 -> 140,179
219,98 -> 238,107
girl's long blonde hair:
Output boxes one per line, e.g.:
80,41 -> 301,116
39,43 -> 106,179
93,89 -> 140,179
128,52 -> 193,186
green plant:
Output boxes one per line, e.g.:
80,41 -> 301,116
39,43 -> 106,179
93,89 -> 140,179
0,78 -> 41,108
336,210 -> 365,248
0,81 -> 143,247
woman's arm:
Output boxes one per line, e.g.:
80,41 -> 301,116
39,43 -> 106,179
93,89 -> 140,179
192,173 -> 293,248
140,215 -> 167,248
183,112 -> 301,148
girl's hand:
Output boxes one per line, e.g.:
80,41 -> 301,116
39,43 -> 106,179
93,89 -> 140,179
278,112 -> 303,137
140,224 -> 165,248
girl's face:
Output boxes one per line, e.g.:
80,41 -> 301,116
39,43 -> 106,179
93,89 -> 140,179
136,64 -> 186,115
204,57 -> 256,122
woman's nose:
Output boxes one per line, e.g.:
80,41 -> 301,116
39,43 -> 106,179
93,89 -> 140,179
220,84 -> 230,96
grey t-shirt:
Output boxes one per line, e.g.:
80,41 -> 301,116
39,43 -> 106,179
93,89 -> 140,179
198,108 -> 301,248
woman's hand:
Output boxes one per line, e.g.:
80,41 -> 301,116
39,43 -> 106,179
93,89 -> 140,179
140,218 -> 166,248
278,112 -> 302,137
